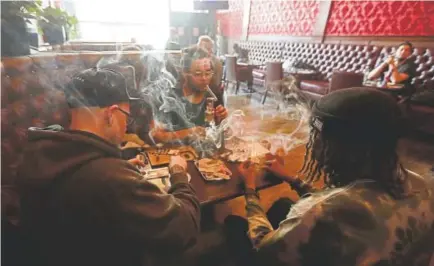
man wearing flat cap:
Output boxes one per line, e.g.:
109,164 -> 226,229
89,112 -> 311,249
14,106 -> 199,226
17,68 -> 201,266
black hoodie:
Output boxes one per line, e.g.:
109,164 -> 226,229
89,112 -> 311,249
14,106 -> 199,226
17,125 -> 200,266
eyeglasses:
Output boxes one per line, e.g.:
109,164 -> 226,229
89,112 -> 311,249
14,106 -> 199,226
117,107 -> 135,126
190,71 -> 214,78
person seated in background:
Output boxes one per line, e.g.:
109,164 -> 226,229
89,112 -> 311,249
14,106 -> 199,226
152,46 -> 228,143
228,43 -> 253,92
197,35 -> 224,102
233,43 -> 249,63
17,68 -> 201,266
368,41 -> 416,93
227,88 -> 434,266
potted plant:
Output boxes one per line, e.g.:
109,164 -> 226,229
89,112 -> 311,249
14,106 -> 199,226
37,6 -> 78,45
1,0 -> 42,56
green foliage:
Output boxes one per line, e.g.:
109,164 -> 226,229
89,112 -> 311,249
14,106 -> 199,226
1,1 -> 78,39
37,6 -> 78,38
1,0 -> 43,21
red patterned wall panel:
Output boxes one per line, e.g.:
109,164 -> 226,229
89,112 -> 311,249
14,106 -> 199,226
326,1 -> 434,36
248,0 -> 320,36
216,0 -> 244,38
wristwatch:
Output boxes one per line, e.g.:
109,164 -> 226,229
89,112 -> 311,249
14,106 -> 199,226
170,164 -> 186,175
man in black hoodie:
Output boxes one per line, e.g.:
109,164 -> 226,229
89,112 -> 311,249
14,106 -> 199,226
17,68 -> 201,266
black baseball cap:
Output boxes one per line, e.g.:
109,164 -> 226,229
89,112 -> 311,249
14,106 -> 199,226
311,88 -> 403,138
64,67 -> 140,108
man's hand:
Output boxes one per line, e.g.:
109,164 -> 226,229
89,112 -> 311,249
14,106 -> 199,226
238,161 -> 259,190
215,105 -> 228,123
169,155 -> 187,174
128,155 -> 146,167
386,56 -> 395,65
265,155 -> 296,184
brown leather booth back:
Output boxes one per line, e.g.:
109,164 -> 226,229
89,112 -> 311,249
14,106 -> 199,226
0,51 -> 149,186
282,43 -> 381,80
1,50 -> 177,188
238,41 -> 284,67
375,46 -> 434,90
1,54 -> 100,186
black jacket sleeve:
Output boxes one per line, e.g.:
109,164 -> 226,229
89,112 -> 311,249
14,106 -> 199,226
74,158 -> 201,251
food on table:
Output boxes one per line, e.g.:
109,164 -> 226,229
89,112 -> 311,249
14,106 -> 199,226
197,158 -> 232,180
178,146 -> 198,161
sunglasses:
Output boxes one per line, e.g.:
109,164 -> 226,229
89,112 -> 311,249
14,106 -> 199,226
117,107 -> 135,126
190,71 -> 214,78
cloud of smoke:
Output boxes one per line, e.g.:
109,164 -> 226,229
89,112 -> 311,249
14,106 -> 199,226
93,49 -> 310,159
205,76 -> 311,161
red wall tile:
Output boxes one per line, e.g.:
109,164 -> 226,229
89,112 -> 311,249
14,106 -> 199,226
325,1 -> 434,36
217,0 -> 434,38
248,0 -> 320,36
216,0 -> 244,38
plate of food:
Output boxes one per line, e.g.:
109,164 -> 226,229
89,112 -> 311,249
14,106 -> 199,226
195,158 -> 232,181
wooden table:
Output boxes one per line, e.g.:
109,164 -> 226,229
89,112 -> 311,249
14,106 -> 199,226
188,160 -> 281,206
122,146 -> 282,206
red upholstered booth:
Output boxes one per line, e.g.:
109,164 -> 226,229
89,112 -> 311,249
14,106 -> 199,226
237,41 -> 284,86
239,41 -> 381,97
284,43 -> 380,99
238,40 -> 433,95
236,40 -> 434,133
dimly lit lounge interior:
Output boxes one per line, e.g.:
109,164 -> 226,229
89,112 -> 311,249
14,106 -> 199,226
2,1 -> 434,265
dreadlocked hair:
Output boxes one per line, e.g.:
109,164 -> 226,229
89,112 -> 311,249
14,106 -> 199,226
299,117 -> 408,199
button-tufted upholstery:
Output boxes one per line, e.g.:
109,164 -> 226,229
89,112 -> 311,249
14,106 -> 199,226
236,41 -> 433,95
283,43 -> 381,80
235,40 -> 434,134
238,41 -> 284,86
238,41 -> 381,90
1,55 -> 78,187
238,40 -> 284,65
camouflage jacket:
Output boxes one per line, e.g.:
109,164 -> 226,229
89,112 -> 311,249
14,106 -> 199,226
245,171 -> 434,266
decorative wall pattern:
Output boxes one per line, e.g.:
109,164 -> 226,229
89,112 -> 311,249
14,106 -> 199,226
325,1 -> 434,36
216,0 -> 244,38
248,0 -> 320,35
217,0 -> 434,38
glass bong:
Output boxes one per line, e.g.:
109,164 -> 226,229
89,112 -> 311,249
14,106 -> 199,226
204,86 -> 224,150
205,97 -> 216,127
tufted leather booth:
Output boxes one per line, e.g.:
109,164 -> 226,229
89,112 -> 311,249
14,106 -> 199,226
282,43 -> 381,96
1,54 -> 97,187
238,40 -> 284,86
236,40 -> 434,133
237,40 -> 433,93
238,40 -> 284,65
